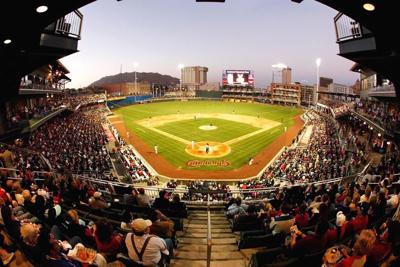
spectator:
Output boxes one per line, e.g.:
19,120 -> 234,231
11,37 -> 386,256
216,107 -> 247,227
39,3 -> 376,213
124,188 -> 139,205
294,203 -> 310,229
92,219 -> 123,257
89,192 -> 110,210
136,188 -> 150,207
170,194 -> 186,212
226,197 -> 247,218
288,222 -> 329,256
337,229 -> 377,267
269,203 -> 295,236
152,190 -> 170,211
123,218 -> 169,266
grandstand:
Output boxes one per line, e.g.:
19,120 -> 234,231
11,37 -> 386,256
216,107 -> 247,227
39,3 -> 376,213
1,1 -> 400,267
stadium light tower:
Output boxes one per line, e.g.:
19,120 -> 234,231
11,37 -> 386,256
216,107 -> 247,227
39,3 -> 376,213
133,62 -> 139,93
315,58 -> 321,105
178,64 -> 185,96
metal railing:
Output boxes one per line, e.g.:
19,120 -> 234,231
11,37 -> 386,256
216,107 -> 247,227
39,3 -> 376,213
206,194 -> 212,267
368,85 -> 396,93
334,13 -> 363,42
55,10 -> 83,39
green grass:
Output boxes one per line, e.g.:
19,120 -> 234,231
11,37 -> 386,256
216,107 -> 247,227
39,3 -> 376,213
156,118 -> 260,143
113,100 -> 302,171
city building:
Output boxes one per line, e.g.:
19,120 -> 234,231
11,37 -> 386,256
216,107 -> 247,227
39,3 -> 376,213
281,67 -> 292,84
317,76 -> 334,101
300,84 -> 315,106
181,66 -> 208,91
270,83 -> 301,106
328,83 -> 352,95
101,82 -> 151,96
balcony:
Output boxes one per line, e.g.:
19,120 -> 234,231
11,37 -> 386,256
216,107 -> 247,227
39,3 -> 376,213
334,13 -> 376,56
40,10 -> 83,52
368,85 -> 396,98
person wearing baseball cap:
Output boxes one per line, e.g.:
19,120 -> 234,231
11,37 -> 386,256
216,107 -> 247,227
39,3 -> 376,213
123,218 -> 169,266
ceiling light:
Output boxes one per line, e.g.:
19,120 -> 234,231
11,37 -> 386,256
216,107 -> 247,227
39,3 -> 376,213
36,5 -> 48,13
3,39 -> 12,44
363,3 -> 375,11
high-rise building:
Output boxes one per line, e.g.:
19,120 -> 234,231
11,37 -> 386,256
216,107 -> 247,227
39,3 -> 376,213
181,66 -> 208,90
281,67 -> 292,84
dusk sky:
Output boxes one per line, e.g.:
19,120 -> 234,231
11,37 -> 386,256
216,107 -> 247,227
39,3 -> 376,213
61,0 -> 359,88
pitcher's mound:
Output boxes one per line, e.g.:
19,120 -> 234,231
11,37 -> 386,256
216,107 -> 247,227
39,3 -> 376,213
185,141 -> 231,158
199,125 -> 217,131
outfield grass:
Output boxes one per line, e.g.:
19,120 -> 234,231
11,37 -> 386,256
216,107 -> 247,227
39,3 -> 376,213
113,100 -> 302,171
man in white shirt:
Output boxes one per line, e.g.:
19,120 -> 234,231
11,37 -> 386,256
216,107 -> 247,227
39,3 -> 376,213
124,218 -> 169,266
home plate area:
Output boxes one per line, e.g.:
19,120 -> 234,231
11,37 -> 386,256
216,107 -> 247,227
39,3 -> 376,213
185,141 -> 231,158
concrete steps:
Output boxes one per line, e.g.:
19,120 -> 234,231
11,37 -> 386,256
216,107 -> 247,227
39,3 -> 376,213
176,244 -> 238,252
171,209 -> 250,267
170,259 -> 247,267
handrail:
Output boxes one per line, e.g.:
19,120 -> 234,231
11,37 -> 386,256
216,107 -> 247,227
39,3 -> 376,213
206,194 -> 212,267
54,10 -> 83,39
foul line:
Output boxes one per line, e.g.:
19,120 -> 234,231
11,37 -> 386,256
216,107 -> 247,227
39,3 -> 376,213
147,127 -> 191,144
224,127 -> 271,145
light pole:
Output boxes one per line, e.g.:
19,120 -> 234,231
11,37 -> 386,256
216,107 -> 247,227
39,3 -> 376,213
315,58 -> 321,105
178,64 -> 184,97
133,62 -> 139,94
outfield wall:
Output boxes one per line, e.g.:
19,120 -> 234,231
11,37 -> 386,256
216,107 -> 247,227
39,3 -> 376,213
107,95 -> 152,109
195,90 -> 223,98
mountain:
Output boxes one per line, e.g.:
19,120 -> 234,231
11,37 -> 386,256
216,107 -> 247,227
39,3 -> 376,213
90,72 -> 180,86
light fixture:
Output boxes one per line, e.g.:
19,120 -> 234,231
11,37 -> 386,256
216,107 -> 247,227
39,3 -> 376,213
3,39 -> 12,44
387,141 -> 391,145
316,58 -> 321,67
378,133 -> 381,137
36,5 -> 48,13
363,3 -> 375,12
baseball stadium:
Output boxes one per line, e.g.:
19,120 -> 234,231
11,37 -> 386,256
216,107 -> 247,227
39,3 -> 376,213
1,1 -> 400,267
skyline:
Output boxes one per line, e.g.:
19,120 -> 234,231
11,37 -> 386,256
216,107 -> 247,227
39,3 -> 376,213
61,0 -> 359,89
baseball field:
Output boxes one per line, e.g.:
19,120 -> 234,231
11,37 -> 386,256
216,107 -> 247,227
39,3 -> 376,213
111,100 -> 303,175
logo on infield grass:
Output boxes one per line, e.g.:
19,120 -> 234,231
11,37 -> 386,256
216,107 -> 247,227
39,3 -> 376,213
187,159 -> 230,168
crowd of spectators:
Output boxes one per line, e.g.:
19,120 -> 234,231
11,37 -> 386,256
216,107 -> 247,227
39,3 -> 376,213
119,145 -> 152,182
27,109 -> 111,174
4,93 -> 106,128
252,111 -> 354,187
180,181 -> 232,202
0,163 -> 190,266
355,101 -> 400,131
225,152 -> 400,266
320,99 -> 351,118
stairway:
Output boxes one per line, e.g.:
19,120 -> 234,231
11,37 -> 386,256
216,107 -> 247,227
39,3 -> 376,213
171,208 -> 251,267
